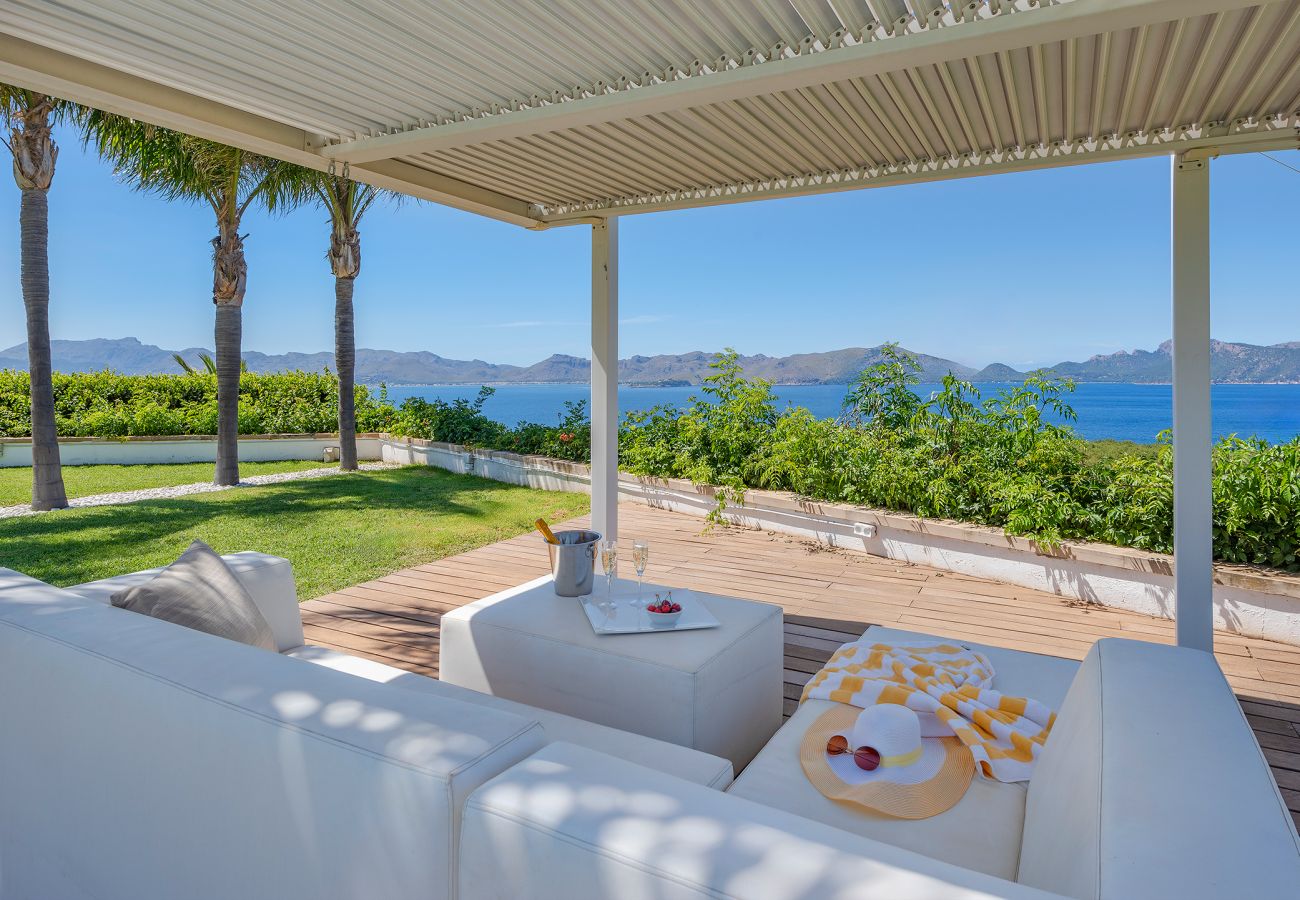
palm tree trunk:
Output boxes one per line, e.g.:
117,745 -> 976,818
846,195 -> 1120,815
211,218 -> 246,486
335,276 -> 358,470
213,301 -> 242,485
20,188 -> 68,510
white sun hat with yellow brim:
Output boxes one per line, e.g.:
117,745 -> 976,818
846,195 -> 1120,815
800,702 -> 974,819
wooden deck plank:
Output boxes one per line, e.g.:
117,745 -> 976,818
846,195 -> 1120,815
303,501 -> 1300,823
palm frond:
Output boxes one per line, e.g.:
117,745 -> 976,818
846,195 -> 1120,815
274,165 -> 397,228
0,83 -> 78,126
80,111 -> 214,206
255,158 -> 320,214
353,182 -> 386,220
78,110 -> 277,218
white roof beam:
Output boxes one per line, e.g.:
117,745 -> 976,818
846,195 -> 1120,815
0,31 -> 541,227
321,0 -> 1272,164
536,124 -> 1300,225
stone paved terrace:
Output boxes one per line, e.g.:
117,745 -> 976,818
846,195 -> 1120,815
306,501 -> 1300,829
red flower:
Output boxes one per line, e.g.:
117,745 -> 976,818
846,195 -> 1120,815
558,432 -> 573,443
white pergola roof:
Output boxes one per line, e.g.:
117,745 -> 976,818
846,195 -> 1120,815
3,0 -> 1297,228
2,2 -> 1288,651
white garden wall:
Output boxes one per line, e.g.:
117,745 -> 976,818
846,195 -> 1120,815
0,434 -> 383,467
381,436 -> 1300,647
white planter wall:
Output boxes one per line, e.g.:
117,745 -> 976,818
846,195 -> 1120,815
381,440 -> 591,492
0,435 -> 382,467
381,437 -> 1300,647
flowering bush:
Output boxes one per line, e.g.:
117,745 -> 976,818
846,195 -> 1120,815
386,388 -> 590,462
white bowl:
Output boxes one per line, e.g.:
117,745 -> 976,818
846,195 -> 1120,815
646,608 -> 682,628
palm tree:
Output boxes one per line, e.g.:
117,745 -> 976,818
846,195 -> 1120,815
280,165 -> 389,470
82,114 -> 295,485
172,352 -> 225,375
2,85 -> 70,510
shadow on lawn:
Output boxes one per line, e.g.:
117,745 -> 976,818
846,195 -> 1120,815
0,467 -> 585,588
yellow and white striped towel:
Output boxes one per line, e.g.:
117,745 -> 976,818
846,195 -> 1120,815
801,640 -> 1055,783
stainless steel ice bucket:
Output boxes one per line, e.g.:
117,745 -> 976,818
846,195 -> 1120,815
547,529 -> 601,597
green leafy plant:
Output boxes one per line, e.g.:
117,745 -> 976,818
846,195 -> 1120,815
389,387 -> 508,447
617,350 -> 1300,571
4,351 -> 1296,572
841,342 -> 924,431
502,399 -> 592,462
622,349 -> 779,518
0,369 -> 394,437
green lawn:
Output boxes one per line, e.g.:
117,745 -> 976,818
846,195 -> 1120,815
0,460 -> 331,507
0,466 -> 588,599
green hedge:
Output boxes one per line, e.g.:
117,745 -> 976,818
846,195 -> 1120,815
3,361 -> 1297,571
0,371 -> 590,463
0,370 -> 396,437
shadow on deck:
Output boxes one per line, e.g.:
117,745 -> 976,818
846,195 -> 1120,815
306,502 -> 1300,829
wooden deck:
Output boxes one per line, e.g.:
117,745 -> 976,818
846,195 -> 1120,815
307,502 -> 1300,828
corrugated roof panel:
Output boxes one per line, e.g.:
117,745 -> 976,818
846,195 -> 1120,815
2,0 -> 1296,225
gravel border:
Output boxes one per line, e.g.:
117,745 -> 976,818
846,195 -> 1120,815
0,461 -> 400,520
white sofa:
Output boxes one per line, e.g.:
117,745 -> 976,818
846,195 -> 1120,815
463,637 -> 1300,900
58,553 -> 736,791
3,552 -> 1298,900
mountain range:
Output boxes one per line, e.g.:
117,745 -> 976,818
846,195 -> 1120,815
2,337 -> 1300,384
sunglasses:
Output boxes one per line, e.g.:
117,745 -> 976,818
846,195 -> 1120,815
826,734 -> 881,771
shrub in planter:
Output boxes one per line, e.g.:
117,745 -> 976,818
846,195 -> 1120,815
616,348 -> 1300,572
0,369 -> 394,438
130,402 -> 185,437
3,356 -> 1295,572
190,401 -> 220,436
74,407 -> 131,438
390,387 -> 509,446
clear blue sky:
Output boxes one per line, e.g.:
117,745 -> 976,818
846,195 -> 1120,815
1,124 -> 1296,370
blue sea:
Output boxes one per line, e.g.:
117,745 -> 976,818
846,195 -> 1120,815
378,382 -> 1300,445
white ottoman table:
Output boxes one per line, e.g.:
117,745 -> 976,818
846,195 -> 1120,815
439,575 -> 785,772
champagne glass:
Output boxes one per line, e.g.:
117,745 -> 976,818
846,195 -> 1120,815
633,540 -> 650,603
599,539 -> 618,602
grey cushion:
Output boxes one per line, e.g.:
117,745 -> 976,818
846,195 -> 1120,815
110,540 -> 277,650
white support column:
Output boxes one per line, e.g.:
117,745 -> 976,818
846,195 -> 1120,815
591,218 -> 619,541
1171,152 -> 1213,652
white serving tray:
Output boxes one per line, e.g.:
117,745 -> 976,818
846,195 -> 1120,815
578,585 -> 720,635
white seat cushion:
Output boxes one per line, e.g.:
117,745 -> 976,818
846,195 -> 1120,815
726,626 -> 1081,881
286,644 -> 734,789
461,742 -> 1060,900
